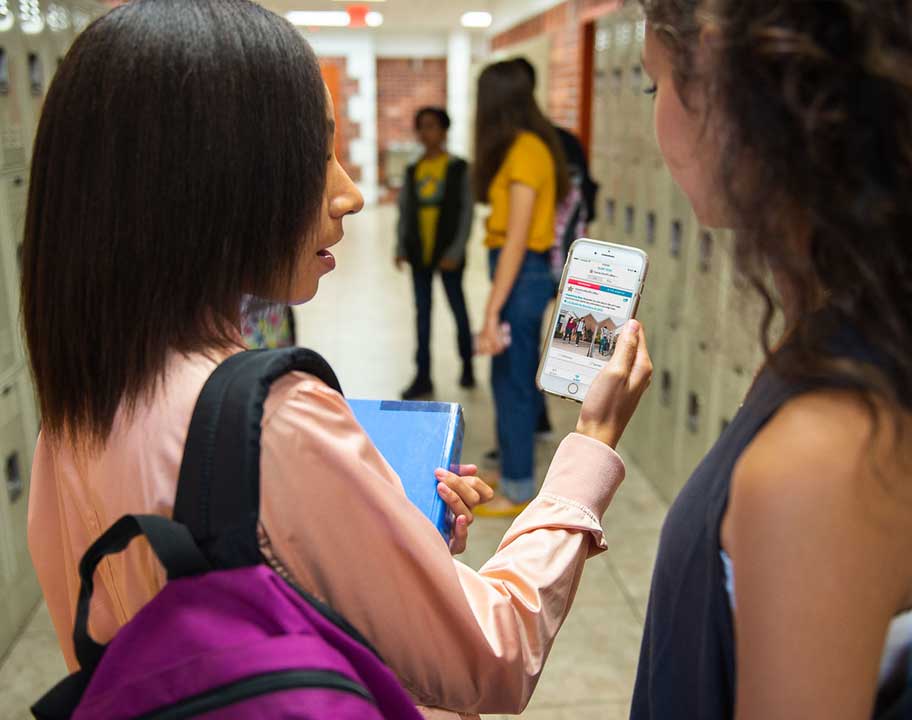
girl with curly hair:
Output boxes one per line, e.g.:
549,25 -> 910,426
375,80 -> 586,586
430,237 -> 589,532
634,1 -> 912,718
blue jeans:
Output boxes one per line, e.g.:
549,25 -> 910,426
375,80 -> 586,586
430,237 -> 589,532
489,249 -> 555,503
412,265 -> 473,380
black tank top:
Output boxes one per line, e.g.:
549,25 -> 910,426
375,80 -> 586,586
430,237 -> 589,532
629,318 -> 904,719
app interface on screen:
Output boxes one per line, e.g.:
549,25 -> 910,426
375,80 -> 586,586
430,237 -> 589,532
543,244 -> 643,396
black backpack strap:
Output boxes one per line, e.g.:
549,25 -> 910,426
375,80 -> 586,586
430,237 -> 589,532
172,348 -> 342,570
32,514 -> 210,720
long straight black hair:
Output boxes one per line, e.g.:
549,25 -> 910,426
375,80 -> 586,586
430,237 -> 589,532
473,59 -> 570,203
21,0 -> 329,445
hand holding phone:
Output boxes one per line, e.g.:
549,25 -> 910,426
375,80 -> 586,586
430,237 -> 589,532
537,239 -> 649,402
575,319 -> 653,448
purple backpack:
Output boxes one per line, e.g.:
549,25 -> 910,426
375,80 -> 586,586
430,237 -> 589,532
32,348 -> 424,720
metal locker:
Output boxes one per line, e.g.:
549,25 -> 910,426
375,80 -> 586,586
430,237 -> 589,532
644,176 -> 691,339
0,11 -> 30,171
0,237 -> 16,375
0,171 -> 26,369
46,1 -> 75,68
607,17 -> 634,168
642,323 -> 688,501
624,16 -> 648,168
0,369 -> 40,659
16,0 -> 59,155
590,19 -> 612,164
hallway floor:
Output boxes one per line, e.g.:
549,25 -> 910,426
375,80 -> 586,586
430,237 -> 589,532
0,204 -> 667,719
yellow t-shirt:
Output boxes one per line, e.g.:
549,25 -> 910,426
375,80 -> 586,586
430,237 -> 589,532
484,131 -> 556,253
415,153 -> 450,266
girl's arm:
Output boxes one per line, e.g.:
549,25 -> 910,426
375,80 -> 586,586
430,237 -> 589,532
258,371 -> 627,714
477,182 -> 536,355
725,390 -> 912,720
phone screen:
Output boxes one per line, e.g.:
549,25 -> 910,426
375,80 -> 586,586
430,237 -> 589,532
539,240 -> 646,400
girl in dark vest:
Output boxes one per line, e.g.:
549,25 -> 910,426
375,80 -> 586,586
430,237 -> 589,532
634,1 -> 912,718
395,107 -> 475,399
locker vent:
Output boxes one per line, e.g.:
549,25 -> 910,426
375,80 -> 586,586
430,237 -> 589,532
670,220 -> 682,258
699,231 -> 713,273
27,52 -> 43,97
0,48 -> 8,96
661,370 -> 672,406
5,450 -> 21,503
687,393 -> 700,433
646,212 -> 656,244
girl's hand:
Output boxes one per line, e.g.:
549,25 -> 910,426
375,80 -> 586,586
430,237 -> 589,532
476,315 -> 506,356
576,320 -> 653,448
435,464 -> 495,555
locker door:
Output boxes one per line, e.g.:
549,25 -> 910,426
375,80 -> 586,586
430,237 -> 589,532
17,0 -> 58,154
0,369 -> 40,659
591,20 -> 612,160
0,171 -> 26,368
607,17 -> 634,169
624,15 -> 648,168
46,1 -> 73,68
673,226 -> 729,482
0,7 -> 29,170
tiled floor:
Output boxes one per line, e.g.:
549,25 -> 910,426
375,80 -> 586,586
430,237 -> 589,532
0,205 -> 668,719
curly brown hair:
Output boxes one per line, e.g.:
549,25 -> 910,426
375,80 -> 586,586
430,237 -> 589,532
642,0 -> 912,436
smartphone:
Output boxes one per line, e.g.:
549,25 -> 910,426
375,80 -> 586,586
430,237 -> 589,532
537,239 -> 648,402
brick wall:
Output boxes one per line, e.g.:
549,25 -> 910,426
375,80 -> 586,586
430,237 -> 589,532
376,58 -> 447,203
319,57 -> 362,183
492,0 -> 620,134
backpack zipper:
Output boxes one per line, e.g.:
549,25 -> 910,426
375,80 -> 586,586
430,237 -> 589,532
137,668 -> 375,719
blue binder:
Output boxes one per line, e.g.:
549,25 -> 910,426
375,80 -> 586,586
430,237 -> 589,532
348,400 -> 464,541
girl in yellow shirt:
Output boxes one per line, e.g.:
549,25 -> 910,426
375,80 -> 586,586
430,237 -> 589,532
474,59 -> 570,515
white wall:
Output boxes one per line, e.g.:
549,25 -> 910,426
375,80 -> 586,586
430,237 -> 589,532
488,0 -> 566,35
376,33 -> 448,58
305,31 -> 380,205
446,31 -> 472,157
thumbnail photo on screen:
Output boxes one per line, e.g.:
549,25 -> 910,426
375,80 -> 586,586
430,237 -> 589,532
550,303 -> 626,362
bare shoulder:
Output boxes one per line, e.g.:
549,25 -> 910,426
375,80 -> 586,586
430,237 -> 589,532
727,388 -> 912,604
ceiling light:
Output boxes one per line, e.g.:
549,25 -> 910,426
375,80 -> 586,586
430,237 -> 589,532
461,11 -> 492,29
286,11 -> 350,27
365,11 -> 383,27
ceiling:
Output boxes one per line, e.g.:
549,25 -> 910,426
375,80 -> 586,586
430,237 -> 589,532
256,0 -> 564,33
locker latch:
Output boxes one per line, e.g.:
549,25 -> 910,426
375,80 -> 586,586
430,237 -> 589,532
6,451 -> 22,503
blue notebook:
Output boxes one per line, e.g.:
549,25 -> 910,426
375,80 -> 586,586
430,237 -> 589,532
348,400 -> 464,541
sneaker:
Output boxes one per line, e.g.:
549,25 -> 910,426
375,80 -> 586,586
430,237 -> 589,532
401,376 -> 433,400
459,364 -> 476,389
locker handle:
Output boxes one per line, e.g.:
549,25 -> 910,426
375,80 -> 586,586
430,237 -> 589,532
0,47 -> 8,96
661,370 -> 672,407
625,205 -> 635,236
687,392 -> 700,434
699,231 -> 713,273
6,450 -> 22,503
28,52 -> 43,97
670,220 -> 683,258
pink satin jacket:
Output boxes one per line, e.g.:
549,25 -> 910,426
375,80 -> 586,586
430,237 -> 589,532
27,351 -> 625,718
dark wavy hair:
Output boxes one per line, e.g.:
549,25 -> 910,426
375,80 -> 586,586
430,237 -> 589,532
642,0 -> 912,437
473,59 -> 570,203
21,0 -> 329,444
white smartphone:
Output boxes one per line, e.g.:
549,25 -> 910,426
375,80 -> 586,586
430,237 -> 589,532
537,239 -> 649,402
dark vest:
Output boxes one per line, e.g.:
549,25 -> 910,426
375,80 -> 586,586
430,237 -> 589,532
630,314 -> 906,719
402,157 -> 468,269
